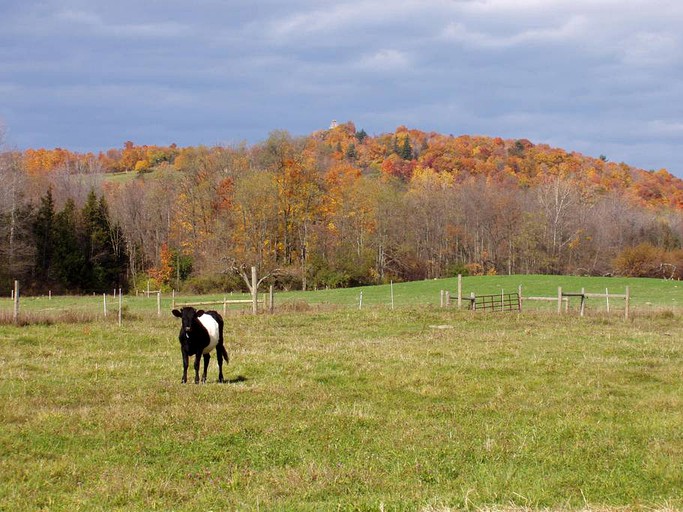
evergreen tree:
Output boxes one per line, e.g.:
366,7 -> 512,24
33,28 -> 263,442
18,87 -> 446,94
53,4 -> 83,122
399,136 -> 413,160
345,142 -> 358,161
52,199 -> 86,291
80,190 -> 127,291
32,188 -> 55,282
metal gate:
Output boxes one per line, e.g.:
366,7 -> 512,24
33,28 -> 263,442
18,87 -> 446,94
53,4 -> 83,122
468,292 -> 521,312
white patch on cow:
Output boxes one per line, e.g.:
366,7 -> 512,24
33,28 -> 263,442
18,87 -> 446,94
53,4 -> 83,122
197,314 -> 220,354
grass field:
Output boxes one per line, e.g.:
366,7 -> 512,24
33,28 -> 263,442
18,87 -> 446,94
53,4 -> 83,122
2,275 -> 681,322
279,274 -> 681,311
0,276 -> 681,510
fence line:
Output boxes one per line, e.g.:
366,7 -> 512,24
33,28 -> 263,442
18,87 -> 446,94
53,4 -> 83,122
443,278 -> 631,319
173,290 -> 273,316
0,277 -> 643,324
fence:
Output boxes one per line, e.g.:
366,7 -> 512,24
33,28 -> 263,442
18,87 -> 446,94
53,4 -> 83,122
441,276 -> 631,319
558,287 -> 630,319
521,286 -> 630,319
5,282 -> 126,326
172,288 -> 274,316
3,281 -> 274,325
0,276 -> 641,324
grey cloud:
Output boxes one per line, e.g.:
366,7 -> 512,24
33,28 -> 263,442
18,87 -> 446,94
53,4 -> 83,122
0,0 -> 682,177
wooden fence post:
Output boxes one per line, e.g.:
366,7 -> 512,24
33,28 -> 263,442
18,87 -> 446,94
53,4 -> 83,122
359,291 -> 363,310
580,288 -> 586,317
157,291 -> 161,317
118,288 -> 122,327
557,287 -> 562,314
13,280 -> 19,324
269,284 -> 274,314
440,290 -> 444,308
606,288 -> 610,313
457,274 -> 462,309
103,293 -> 107,318
251,266 -> 258,315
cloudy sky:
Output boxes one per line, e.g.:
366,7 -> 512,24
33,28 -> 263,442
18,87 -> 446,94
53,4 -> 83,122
1,0 -> 682,177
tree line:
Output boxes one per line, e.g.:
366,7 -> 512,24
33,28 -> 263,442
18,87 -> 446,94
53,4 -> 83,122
2,123 -> 683,294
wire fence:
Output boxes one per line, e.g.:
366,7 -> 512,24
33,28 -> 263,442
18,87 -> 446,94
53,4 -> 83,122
0,282 -> 266,326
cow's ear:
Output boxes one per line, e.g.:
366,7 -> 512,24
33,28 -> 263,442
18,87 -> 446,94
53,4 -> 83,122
172,309 -> 182,318
196,309 -> 205,317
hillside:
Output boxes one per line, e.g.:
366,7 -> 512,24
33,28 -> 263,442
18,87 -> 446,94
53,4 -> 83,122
18,123 -> 683,210
2,124 -> 683,294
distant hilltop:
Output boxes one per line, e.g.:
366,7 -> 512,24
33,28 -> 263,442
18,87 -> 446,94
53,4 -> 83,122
16,123 -> 683,210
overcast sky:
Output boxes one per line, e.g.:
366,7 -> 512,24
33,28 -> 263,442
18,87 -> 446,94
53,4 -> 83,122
1,0 -> 682,177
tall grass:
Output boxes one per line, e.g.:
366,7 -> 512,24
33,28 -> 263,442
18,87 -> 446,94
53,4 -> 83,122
0,308 -> 681,510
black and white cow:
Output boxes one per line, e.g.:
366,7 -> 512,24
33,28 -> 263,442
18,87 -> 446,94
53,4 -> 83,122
172,307 -> 228,384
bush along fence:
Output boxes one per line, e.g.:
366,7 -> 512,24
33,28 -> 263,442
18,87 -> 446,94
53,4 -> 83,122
441,275 -> 631,319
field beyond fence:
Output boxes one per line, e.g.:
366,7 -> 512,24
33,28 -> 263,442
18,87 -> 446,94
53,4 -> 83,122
1,275 -> 680,325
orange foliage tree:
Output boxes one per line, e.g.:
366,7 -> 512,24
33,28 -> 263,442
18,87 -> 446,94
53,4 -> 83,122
148,243 -> 174,286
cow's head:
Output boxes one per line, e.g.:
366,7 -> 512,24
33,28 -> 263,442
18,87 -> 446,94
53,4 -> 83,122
172,307 -> 205,340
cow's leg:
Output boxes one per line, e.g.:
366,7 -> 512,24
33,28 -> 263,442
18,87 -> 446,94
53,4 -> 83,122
193,353 -> 201,384
201,353 -> 210,383
181,349 -> 189,383
217,317 -> 226,383
216,345 -> 225,383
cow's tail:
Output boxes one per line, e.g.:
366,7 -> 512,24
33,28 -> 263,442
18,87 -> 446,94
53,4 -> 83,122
220,343 -> 229,363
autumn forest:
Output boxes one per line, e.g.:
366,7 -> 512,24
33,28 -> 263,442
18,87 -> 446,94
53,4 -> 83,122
2,122 -> 683,294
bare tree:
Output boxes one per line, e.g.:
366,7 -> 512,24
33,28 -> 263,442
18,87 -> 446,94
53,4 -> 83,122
228,261 -> 280,295
404,169 -> 458,278
0,150 -> 34,288
535,175 -> 584,272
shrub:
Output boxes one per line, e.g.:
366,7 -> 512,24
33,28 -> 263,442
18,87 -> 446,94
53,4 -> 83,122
613,243 -> 663,277
182,274 -> 244,294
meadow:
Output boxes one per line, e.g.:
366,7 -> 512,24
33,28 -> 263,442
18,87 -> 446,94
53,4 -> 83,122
0,276 -> 681,511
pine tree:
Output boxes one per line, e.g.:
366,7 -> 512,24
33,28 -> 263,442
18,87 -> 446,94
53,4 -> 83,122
52,199 -> 86,291
32,188 -> 55,281
345,142 -> 358,161
81,191 -> 127,291
399,136 -> 413,160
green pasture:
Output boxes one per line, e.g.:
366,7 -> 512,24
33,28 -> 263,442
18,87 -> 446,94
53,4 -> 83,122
1,275 -> 680,322
281,275 -> 681,311
0,276 -> 681,510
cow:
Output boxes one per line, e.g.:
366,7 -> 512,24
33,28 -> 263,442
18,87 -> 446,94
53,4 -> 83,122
172,307 -> 228,384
